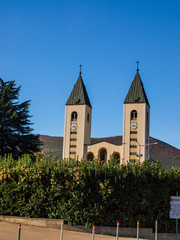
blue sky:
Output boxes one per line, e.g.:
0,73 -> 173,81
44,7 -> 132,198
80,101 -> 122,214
0,0 -> 179,149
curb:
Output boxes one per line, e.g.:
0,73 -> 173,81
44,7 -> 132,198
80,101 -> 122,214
0,216 -> 63,229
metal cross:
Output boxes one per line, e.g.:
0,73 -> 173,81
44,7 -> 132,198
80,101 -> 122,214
136,61 -> 140,71
79,64 -> 82,74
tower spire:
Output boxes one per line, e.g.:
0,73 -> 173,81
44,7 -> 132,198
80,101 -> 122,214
66,67 -> 92,108
124,67 -> 149,106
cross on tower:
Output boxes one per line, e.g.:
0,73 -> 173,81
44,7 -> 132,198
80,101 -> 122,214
79,64 -> 82,74
136,61 -> 140,72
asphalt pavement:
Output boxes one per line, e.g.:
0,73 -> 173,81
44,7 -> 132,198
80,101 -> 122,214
0,221 -> 148,240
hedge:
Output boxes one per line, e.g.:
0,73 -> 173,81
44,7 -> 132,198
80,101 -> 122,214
0,154 -> 180,232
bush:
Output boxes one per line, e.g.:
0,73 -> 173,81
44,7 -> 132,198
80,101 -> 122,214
0,155 -> 180,232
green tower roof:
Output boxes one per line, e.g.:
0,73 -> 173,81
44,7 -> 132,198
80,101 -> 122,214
66,72 -> 92,108
124,71 -> 149,106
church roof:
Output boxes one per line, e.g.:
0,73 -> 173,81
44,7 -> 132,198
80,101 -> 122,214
91,136 -> 122,146
66,72 -> 92,108
124,71 -> 149,106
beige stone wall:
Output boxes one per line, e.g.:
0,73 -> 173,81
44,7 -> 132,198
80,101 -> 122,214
84,106 -> 92,145
122,103 -> 149,163
87,142 -> 122,162
145,104 -> 150,159
62,105 -> 92,160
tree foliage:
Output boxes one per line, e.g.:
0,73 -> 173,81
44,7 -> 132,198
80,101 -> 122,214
0,155 -> 180,233
0,78 -> 41,157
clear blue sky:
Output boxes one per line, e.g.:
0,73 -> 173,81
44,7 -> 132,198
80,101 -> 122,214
0,0 -> 179,149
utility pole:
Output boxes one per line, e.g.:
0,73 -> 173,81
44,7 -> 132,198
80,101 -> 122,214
136,140 -> 158,162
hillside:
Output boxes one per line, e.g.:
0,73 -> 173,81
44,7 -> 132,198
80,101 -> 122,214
39,135 -> 180,168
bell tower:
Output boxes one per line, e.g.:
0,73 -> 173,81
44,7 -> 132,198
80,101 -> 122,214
62,68 -> 92,160
122,66 -> 150,163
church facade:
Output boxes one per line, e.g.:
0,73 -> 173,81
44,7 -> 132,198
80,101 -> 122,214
62,67 -> 150,164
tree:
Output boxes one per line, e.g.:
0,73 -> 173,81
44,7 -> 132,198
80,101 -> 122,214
0,78 -> 42,158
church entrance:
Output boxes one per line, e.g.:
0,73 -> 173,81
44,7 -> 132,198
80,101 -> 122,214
113,152 -> 120,164
86,152 -> 94,161
99,148 -> 107,163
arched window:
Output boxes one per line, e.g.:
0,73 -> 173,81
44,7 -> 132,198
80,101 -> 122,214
99,148 -> 107,163
131,110 -> 137,120
71,111 -> 77,121
86,152 -> 94,161
87,113 -> 90,123
114,153 -> 120,164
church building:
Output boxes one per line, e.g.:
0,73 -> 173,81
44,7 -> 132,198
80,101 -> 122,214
62,66 -> 150,164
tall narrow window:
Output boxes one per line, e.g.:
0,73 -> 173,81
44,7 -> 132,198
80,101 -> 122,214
114,153 -> 120,164
87,152 -> 94,161
131,110 -> 137,120
87,113 -> 90,123
71,111 -> 77,121
99,149 -> 107,163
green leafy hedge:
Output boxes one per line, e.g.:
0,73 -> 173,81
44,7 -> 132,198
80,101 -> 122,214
0,155 -> 180,232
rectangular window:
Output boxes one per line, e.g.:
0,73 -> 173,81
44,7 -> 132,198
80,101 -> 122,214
70,131 -> 77,134
70,138 -> 77,141
130,159 -> 136,163
130,145 -> 137,148
130,131 -> 137,134
130,138 -> 137,141
70,145 -> 76,148
130,152 -> 137,155
70,152 -> 76,155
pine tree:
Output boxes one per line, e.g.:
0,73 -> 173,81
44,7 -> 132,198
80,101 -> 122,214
0,78 -> 42,158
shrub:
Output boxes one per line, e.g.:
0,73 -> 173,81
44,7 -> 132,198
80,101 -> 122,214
0,155 -> 179,232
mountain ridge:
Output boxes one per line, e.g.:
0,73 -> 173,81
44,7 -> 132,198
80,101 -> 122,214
39,135 -> 180,168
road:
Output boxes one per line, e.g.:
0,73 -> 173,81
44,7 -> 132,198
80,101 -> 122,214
0,221 -> 147,240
